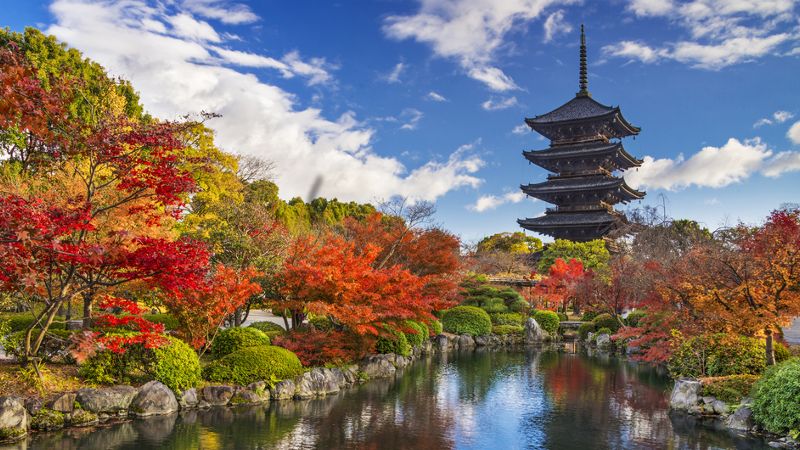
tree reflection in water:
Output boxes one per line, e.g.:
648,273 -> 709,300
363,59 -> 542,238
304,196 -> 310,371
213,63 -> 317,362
13,348 -> 773,450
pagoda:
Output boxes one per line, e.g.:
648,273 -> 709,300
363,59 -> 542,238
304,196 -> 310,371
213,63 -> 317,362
517,25 -> 645,242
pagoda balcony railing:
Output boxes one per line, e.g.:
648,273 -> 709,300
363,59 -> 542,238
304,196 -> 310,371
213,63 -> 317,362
547,202 -> 613,214
548,168 -> 611,179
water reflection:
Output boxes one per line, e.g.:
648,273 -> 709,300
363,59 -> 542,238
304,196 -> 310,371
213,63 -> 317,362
7,349 -> 771,450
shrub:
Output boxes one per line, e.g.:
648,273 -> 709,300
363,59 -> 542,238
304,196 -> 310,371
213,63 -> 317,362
376,329 -> 411,357
668,333 -> 767,378
624,310 -> 647,328
775,341 -> 791,363
701,374 -> 759,404
4,329 -> 74,362
557,312 -> 569,322
481,298 -> 508,314
532,310 -> 560,335
273,329 -> 366,367
430,320 -> 443,335
203,345 -> 304,385
596,327 -> 612,335
592,313 -> 620,333
580,311 -> 599,322
211,327 -> 271,358
149,337 -> 201,394
508,299 -> 530,313
142,313 -> 180,331
441,306 -> 492,336
752,358 -> 800,434
248,321 -> 286,340
309,315 -> 334,332
79,350 -> 121,384
403,321 -> 429,347
491,312 -> 524,326
492,325 -> 524,335
578,322 -> 596,340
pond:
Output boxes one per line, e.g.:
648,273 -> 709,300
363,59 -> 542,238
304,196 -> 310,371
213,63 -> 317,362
5,348 -> 772,450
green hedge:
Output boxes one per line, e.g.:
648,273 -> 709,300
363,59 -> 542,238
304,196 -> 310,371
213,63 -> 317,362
211,327 -> 271,358
248,321 -> 286,340
624,310 -> 647,328
150,336 -> 201,394
492,325 -> 524,335
403,321 -> 429,347
142,313 -> 180,331
430,319 -> 443,335
701,374 -> 759,404
441,306 -> 492,336
578,322 -> 596,340
592,313 -> 620,333
376,329 -> 411,356
0,313 -> 66,333
752,358 -> 800,434
203,345 -> 303,385
508,299 -> 530,313
491,312 -> 524,326
580,311 -> 599,322
481,298 -> 508,314
668,333 -> 767,378
532,310 -> 560,335
3,329 -> 74,362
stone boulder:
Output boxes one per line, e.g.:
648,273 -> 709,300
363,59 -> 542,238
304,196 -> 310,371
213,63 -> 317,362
49,393 -> 76,413
179,388 -> 198,409
24,397 -> 42,416
294,368 -> 341,399
270,380 -> 296,400
230,388 -> 265,405
359,355 -> 397,379
524,318 -> 547,343
457,334 -> 476,350
669,379 -> 702,411
245,382 -> 272,402
130,381 -> 179,417
433,334 -> 450,351
201,385 -> 235,406
76,385 -> 137,414
0,397 -> 28,442
596,333 -> 612,351
725,406 -> 754,431
711,399 -> 729,415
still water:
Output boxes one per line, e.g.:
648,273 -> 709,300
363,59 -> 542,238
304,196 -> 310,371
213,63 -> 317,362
8,348 -> 771,450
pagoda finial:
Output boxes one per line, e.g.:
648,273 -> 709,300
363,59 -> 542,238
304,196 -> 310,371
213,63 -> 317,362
578,24 -> 590,97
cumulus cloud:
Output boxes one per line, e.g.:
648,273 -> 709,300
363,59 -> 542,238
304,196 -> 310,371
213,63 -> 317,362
606,0 -> 798,69
511,123 -> 529,134
469,190 -> 528,212
181,0 -> 258,25
788,121 -> 800,145
382,0 -> 570,91
426,91 -> 447,102
46,0 -> 484,203
626,137 -> 800,190
543,10 -> 572,43
754,110 -> 795,127
481,96 -> 518,111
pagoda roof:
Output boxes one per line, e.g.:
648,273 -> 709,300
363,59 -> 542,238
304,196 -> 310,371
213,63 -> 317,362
523,141 -> 642,171
521,175 -> 644,202
518,210 -> 619,228
524,95 -> 640,142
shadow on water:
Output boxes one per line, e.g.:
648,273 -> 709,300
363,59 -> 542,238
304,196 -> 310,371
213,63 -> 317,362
5,348 -> 773,450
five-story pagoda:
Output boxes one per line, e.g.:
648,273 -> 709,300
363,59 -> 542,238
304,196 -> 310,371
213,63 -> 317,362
518,25 -> 645,241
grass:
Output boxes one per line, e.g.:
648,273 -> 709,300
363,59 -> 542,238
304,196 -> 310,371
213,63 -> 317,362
0,361 -> 84,399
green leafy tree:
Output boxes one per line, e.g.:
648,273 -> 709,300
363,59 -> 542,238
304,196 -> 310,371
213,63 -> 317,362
537,239 -> 610,274
477,232 -> 542,254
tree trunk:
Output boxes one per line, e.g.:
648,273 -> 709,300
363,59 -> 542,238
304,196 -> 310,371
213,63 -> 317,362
765,328 -> 775,366
82,290 -> 94,329
281,310 -> 290,331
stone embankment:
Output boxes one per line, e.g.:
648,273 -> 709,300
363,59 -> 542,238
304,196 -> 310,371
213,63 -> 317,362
0,320 -> 553,443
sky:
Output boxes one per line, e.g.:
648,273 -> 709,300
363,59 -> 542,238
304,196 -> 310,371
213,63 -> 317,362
3,0 -> 800,243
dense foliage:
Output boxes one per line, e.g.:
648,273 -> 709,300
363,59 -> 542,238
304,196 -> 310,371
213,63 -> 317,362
668,333 -> 767,378
403,321 -> 429,347
441,306 -> 492,336
273,329 -> 367,367
375,329 -> 411,357
751,358 -> 800,434
701,375 -> 759,404
532,310 -> 560,335
211,327 -> 271,357
149,337 -> 202,394
203,345 -> 303,385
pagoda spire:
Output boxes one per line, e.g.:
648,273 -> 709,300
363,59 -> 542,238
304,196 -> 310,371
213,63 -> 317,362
578,24 -> 589,97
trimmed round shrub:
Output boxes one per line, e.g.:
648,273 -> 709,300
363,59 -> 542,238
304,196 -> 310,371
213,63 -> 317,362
441,306 -> 492,336
430,319 -> 443,336
596,327 -> 612,335
376,330 -> 411,356
492,325 -> 524,335
752,358 -> 800,433
592,313 -> 620,333
149,336 -> 201,394
580,311 -> 599,322
211,327 -> 271,357
624,310 -> 647,328
578,322 -> 596,340
701,374 -> 759,404
668,333 -> 767,378
532,310 -> 560,335
248,321 -> 286,340
508,299 -> 530,313
142,313 -> 180,331
403,321 -> 429,347
481,298 -> 508,314
491,312 -> 524,326
203,345 -> 303,385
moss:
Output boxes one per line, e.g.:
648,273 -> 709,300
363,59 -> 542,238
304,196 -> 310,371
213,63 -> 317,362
0,427 -> 25,441
32,408 -> 66,431
69,409 -> 98,426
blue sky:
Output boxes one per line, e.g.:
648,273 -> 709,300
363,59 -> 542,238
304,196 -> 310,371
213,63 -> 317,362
4,0 -> 800,243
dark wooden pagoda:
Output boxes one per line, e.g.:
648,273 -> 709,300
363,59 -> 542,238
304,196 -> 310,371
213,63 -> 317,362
517,25 -> 645,241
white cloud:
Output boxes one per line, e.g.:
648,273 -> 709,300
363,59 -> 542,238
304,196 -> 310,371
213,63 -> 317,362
426,91 -> 447,102
181,0 -> 258,25
606,0 -> 798,69
511,123 -> 529,134
481,96 -> 518,111
626,137 -> 800,190
384,62 -> 407,84
47,0 -> 485,203
399,108 -> 424,130
469,190 -> 528,212
383,0 -> 570,91
754,110 -> 795,127
789,121 -> 800,145
167,13 -> 221,42
543,10 -> 572,43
